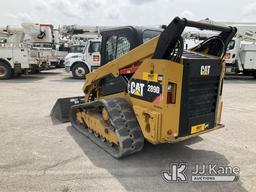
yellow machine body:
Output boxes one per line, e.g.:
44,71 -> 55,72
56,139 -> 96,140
64,17 -> 236,158
81,48 -> 224,145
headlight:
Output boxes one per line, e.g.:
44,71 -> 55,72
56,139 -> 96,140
224,53 -> 231,60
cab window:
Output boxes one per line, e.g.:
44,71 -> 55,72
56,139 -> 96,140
106,35 -> 131,63
69,46 -> 85,53
116,36 -> 131,58
89,42 -> 101,53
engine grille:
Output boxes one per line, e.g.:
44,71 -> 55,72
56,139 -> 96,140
178,55 -> 222,137
187,77 -> 219,118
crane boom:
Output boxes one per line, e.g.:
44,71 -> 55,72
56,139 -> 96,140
200,18 -> 256,41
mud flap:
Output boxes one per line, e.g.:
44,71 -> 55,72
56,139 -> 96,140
50,96 -> 84,123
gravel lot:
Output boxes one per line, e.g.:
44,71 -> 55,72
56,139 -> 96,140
0,69 -> 255,192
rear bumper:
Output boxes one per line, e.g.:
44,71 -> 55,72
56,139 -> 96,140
171,124 -> 224,143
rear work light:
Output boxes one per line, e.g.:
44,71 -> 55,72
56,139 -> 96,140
167,82 -> 177,104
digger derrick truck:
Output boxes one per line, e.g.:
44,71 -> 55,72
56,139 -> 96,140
52,17 -> 236,158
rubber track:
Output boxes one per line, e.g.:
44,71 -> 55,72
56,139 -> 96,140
70,98 -> 144,158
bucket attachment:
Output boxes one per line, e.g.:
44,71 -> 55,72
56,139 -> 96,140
50,96 -> 84,123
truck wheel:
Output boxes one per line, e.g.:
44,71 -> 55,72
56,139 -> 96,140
0,62 -> 13,80
72,63 -> 89,79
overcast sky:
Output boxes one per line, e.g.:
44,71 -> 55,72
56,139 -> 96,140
0,0 -> 256,26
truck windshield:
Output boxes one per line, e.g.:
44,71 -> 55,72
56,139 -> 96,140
69,46 -> 85,53
227,40 -> 235,50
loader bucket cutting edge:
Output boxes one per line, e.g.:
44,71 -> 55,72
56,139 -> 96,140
50,96 -> 84,123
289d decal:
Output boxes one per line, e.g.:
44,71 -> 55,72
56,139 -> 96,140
147,85 -> 160,94
128,79 -> 162,102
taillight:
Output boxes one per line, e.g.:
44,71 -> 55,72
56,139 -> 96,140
167,82 -> 176,104
224,53 -> 231,59
167,129 -> 173,135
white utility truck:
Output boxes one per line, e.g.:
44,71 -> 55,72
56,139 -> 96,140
223,26 -> 256,77
0,25 -> 32,79
0,23 -> 66,79
64,38 -> 101,79
0,24 -> 107,79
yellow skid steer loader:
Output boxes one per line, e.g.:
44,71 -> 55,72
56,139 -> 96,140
51,17 -> 236,158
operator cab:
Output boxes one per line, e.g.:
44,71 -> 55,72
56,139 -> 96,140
100,26 -> 163,65
99,26 -> 163,96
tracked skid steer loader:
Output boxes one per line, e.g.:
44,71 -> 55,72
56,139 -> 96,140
51,17 -> 236,158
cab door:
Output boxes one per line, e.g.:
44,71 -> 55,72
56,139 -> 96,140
87,41 -> 101,69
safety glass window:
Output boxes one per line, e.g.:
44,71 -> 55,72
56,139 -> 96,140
116,36 -> 131,58
106,35 -> 118,62
106,35 -> 131,62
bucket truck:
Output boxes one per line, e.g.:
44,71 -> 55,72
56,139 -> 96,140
22,23 -> 57,70
0,23 -> 59,79
199,19 -> 256,77
222,23 -> 256,76
0,25 -> 32,79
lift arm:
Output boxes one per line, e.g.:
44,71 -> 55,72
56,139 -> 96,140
83,17 -> 236,93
